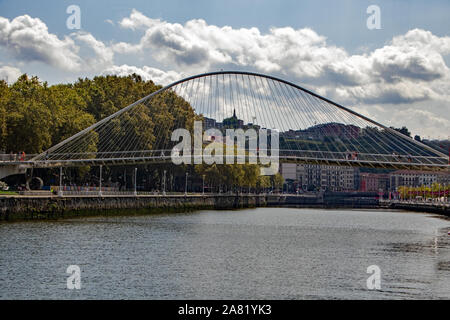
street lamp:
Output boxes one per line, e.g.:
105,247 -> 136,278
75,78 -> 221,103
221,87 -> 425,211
134,167 -> 137,196
162,170 -> 166,196
423,182 -> 425,202
58,166 -> 63,197
99,165 -> 103,197
202,174 -> 205,196
445,183 -> 448,203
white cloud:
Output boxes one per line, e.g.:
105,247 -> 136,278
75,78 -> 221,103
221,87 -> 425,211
101,64 -> 183,86
118,9 -> 158,30
352,103 -> 450,139
74,32 -> 114,68
111,41 -> 141,54
115,11 -> 450,107
392,29 -> 450,55
105,19 -> 114,26
0,15 -> 113,72
117,13 -> 347,77
0,15 -> 81,71
331,80 -> 436,105
0,65 -> 22,83
324,29 -> 450,106
397,108 -> 450,137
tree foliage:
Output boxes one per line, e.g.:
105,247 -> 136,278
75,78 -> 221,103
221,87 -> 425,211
0,74 -> 97,153
0,73 -> 199,154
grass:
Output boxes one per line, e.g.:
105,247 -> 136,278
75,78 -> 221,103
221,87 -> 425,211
0,190 -> 18,195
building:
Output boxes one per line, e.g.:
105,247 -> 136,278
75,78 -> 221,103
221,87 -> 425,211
203,117 -> 216,130
280,163 -> 359,192
281,163 -> 297,180
298,164 -> 322,190
222,109 -> 244,129
437,173 -> 450,186
320,165 -> 356,191
389,170 -> 448,191
359,173 -> 390,192
205,111 -> 260,132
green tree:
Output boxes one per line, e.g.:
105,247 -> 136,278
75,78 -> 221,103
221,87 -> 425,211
391,126 -> 411,137
45,84 -> 95,146
5,75 -> 52,153
271,173 -> 284,190
242,164 -> 260,190
257,175 -> 271,192
0,80 -> 10,151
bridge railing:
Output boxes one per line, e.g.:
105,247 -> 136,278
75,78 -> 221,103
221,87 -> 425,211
380,198 -> 450,208
0,149 -> 448,168
0,153 -> 38,162
13,189 -> 268,197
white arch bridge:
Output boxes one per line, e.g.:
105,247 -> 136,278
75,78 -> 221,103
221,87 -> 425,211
0,71 -> 448,178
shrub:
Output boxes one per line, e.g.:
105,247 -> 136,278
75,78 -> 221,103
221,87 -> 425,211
0,181 -> 9,191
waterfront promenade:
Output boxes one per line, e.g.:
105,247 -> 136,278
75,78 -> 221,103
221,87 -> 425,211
380,199 -> 450,215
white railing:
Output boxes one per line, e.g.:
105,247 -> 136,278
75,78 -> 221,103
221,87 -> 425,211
380,199 -> 450,208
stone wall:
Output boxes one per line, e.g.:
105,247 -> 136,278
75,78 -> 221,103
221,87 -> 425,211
0,194 -> 267,221
386,202 -> 449,216
1,194 -> 447,221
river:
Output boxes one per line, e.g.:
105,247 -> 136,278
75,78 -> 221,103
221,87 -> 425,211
0,208 -> 449,299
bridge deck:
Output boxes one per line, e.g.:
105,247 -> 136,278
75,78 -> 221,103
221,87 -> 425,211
1,153 -> 448,171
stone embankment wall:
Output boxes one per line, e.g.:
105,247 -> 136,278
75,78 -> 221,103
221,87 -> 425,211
384,202 -> 449,216
1,194 -> 448,221
0,194 -> 267,221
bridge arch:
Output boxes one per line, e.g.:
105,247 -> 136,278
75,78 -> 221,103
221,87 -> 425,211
27,71 -> 448,171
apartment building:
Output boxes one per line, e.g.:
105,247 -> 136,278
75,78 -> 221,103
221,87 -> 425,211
281,163 -> 358,191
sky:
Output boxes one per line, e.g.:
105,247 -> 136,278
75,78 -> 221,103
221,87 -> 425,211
0,0 -> 449,138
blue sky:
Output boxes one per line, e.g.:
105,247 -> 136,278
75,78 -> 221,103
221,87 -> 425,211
2,0 -> 450,51
0,0 -> 449,138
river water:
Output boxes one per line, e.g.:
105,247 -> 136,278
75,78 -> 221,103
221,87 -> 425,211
0,208 -> 449,299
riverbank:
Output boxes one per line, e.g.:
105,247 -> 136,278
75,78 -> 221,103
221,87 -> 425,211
0,194 -> 267,221
1,193 -> 448,221
380,200 -> 450,216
